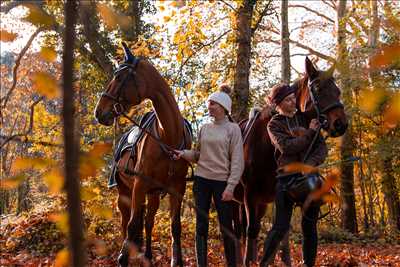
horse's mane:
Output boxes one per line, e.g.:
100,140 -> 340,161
291,74 -> 310,112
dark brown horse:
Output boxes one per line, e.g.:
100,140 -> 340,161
234,57 -> 348,266
94,43 -> 192,267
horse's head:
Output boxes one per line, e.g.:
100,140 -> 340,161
295,57 -> 348,137
95,42 -> 147,126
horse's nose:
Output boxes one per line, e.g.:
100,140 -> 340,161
334,119 -> 348,136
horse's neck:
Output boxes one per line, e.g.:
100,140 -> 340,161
150,86 -> 184,148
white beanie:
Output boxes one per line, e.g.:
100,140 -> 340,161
207,85 -> 232,114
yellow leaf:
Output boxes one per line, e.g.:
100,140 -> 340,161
282,162 -> 319,174
54,248 -> 69,267
92,205 -> 113,219
43,168 -> 64,194
49,212 -> 69,234
40,46 -> 57,62
81,187 -> 98,201
322,193 -> 339,203
159,5 -> 165,11
164,16 -> 171,22
11,157 -> 55,172
359,87 -> 385,112
0,30 -> 18,42
22,3 -> 55,28
32,72 -> 60,99
0,174 -> 26,189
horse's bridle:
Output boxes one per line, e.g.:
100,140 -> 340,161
101,61 -> 140,115
307,77 -> 344,129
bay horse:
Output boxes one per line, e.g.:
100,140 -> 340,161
94,43 -> 192,267
233,57 -> 348,266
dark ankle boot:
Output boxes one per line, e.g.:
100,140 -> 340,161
195,235 -> 207,267
223,237 -> 237,267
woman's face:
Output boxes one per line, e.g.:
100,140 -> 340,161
277,93 -> 297,115
208,100 -> 225,118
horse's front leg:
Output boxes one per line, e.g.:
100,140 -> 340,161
169,182 -> 185,267
118,180 -> 146,267
244,196 -> 266,266
144,193 -> 160,262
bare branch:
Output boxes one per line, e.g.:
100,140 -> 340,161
251,0 -> 274,37
1,27 -> 43,109
288,4 -> 335,23
0,97 -> 44,149
321,0 -> 337,10
220,0 -> 237,12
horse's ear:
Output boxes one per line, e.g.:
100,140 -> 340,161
122,42 -> 135,64
298,82 -> 310,112
305,57 -> 318,80
326,61 -> 336,78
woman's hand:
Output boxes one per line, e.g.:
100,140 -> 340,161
173,150 -> 185,160
221,188 -> 234,201
309,118 -> 320,131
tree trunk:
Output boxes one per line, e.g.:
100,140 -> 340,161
63,1 -> 86,266
232,0 -> 256,121
17,179 -> 31,214
337,0 -> 358,233
381,156 -> 400,230
281,0 -> 290,83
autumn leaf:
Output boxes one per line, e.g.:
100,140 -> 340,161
49,212 -> 69,234
282,162 -> 319,174
88,142 -> 112,157
92,205 -> 113,219
383,92 -> 400,129
370,43 -> 400,69
81,186 -> 98,201
54,248 -> 69,267
40,46 -> 57,62
22,3 -> 55,28
359,87 -> 386,112
32,72 -> 60,99
97,3 -> 132,30
43,168 -> 64,194
0,30 -> 18,42
0,174 -> 27,189
11,157 -> 55,172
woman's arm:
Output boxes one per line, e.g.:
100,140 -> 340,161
225,125 -> 245,193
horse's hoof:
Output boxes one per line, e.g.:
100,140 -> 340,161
118,252 -> 129,267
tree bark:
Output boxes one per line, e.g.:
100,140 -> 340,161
337,0 -> 358,233
63,1 -> 86,266
382,155 -> 400,230
232,0 -> 256,121
281,0 -> 290,83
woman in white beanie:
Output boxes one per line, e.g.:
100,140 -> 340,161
174,84 -> 244,267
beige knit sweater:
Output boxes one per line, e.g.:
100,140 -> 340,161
182,117 -> 244,193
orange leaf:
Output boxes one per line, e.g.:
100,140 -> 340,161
49,212 -> 69,234
0,30 -> 18,42
40,46 -> 57,62
32,72 -> 60,99
54,248 -> 69,267
0,174 -> 26,190
43,168 -> 64,194
370,43 -> 400,69
97,3 -> 132,30
88,142 -> 112,157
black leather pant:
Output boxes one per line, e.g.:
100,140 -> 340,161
260,176 -> 320,267
193,176 -> 236,267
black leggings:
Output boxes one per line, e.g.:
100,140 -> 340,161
193,176 -> 236,266
260,177 -> 320,267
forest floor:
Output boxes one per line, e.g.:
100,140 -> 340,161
1,208 -> 399,267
